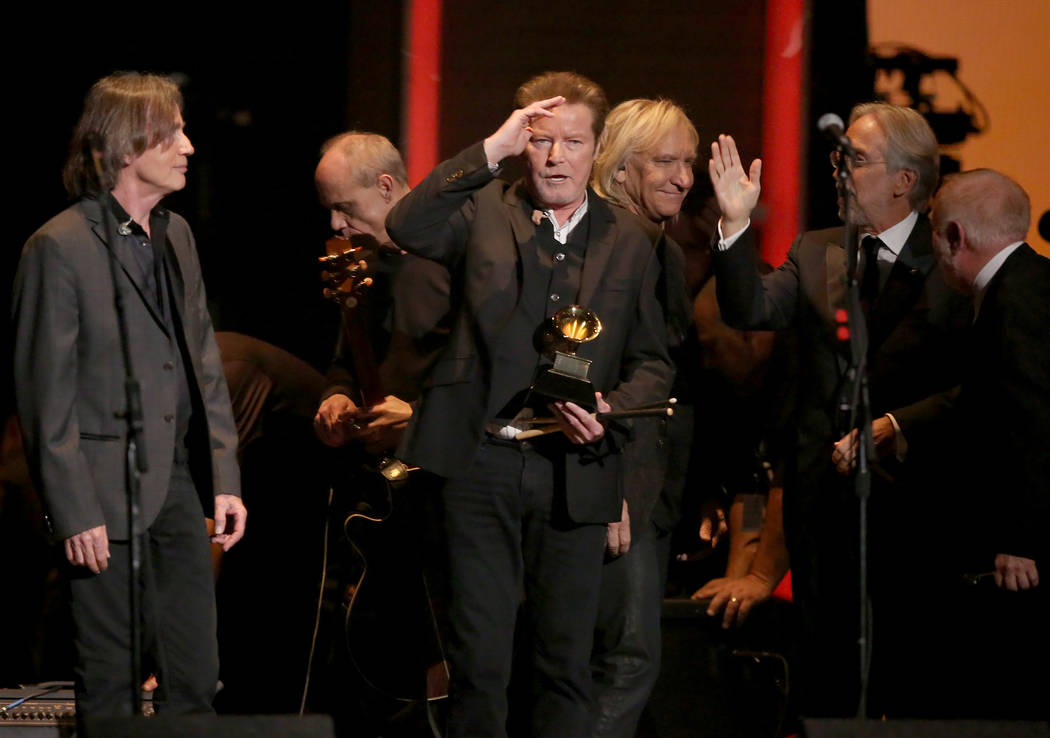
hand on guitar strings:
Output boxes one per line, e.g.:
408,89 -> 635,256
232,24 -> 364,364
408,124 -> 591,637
314,392 -> 412,454
355,395 -> 413,454
314,393 -> 362,447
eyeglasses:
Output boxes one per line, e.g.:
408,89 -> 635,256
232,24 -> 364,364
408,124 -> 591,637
829,150 -> 886,170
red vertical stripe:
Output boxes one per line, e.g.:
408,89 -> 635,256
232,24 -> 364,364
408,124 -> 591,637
759,0 -> 805,266
404,0 -> 442,186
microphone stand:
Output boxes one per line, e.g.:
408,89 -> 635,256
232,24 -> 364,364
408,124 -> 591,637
86,140 -> 148,717
832,151 -> 875,720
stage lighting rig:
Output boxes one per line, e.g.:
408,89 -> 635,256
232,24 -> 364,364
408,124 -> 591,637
869,43 -> 988,147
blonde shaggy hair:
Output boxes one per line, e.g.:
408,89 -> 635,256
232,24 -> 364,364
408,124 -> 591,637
592,98 -> 698,214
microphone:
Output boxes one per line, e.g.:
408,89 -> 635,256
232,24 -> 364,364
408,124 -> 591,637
817,113 -> 855,155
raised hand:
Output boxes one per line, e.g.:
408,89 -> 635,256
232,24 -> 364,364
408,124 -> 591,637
484,96 -> 566,165
708,134 -> 762,238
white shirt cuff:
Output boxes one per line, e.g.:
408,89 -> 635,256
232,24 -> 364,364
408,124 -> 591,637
716,218 -> 751,251
884,413 -> 908,462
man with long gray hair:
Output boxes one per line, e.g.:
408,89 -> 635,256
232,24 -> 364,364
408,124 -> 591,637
12,72 -> 244,717
705,102 -> 970,716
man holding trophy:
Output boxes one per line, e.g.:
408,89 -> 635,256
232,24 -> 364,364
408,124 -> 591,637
385,71 -> 672,738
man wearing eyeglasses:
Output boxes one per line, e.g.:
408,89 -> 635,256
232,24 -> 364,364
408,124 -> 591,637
703,103 -> 971,717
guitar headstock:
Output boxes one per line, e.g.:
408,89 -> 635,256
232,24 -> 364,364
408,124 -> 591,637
320,237 -> 373,308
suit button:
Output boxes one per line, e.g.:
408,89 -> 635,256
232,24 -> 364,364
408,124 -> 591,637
549,293 -> 560,302
554,252 -> 566,262
163,361 -> 174,370
164,414 -> 174,423
444,168 -> 465,182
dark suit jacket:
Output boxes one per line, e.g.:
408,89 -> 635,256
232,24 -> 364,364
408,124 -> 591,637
620,226 -> 693,536
713,217 -> 971,583
386,142 -> 673,524
955,243 -> 1050,568
12,198 -> 241,540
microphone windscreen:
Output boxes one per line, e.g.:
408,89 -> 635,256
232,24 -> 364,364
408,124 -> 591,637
817,112 -> 845,133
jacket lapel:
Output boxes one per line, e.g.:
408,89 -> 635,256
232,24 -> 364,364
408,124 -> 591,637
84,199 -> 170,336
825,237 -> 848,317
505,181 -> 539,255
163,237 -> 188,334
867,215 -> 933,352
578,191 -> 617,307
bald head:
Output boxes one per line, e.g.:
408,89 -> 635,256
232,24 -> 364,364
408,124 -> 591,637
930,169 -> 1030,293
315,131 -> 410,244
319,131 -> 409,188
935,169 -> 1030,247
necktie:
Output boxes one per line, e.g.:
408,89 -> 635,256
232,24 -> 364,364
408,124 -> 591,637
861,235 -> 883,307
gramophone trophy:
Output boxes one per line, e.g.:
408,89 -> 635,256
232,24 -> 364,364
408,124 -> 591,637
529,304 -> 602,411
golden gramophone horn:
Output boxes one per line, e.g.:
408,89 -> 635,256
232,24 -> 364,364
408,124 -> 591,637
529,305 -> 603,410
551,305 -> 602,345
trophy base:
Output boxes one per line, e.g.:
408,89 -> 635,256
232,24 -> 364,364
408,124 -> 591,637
529,368 -> 597,411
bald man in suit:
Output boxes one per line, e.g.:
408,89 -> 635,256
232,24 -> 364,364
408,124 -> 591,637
925,169 -> 1049,718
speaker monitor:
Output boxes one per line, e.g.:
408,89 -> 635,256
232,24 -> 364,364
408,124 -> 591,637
81,714 -> 335,738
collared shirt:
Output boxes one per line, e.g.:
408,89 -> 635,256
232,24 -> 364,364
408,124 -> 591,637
541,194 -> 589,244
972,241 -> 1024,320
863,210 -> 918,289
487,160 -> 589,244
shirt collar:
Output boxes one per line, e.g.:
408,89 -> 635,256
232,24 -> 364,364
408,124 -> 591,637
543,193 -> 589,245
972,241 -> 1024,317
105,194 -> 170,238
863,210 -> 918,260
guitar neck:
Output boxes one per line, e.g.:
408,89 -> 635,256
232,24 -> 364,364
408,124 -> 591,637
341,300 -> 386,409
323,237 -> 386,410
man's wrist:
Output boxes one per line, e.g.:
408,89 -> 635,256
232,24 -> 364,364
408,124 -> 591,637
716,217 -> 751,250
483,137 -> 508,169
883,413 -> 908,461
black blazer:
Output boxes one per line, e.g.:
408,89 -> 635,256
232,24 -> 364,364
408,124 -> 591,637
12,198 -> 241,540
386,142 -> 673,524
955,243 -> 1050,567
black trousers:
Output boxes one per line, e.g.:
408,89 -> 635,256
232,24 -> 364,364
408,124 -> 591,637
592,526 -> 671,738
68,461 -> 218,716
441,438 -> 607,738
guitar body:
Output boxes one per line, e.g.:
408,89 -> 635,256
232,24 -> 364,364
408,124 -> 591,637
337,464 -> 448,703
